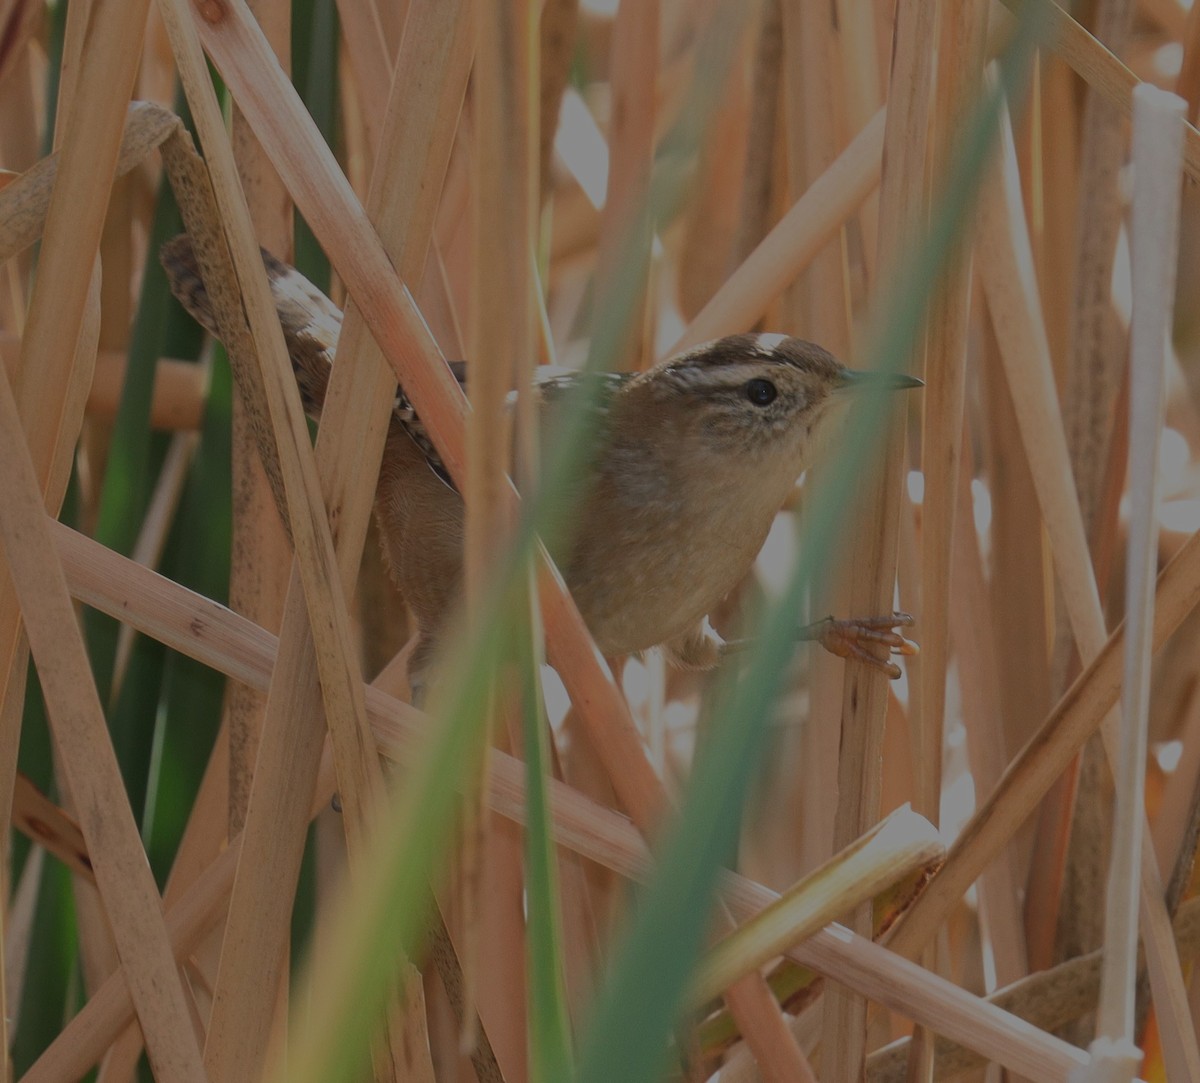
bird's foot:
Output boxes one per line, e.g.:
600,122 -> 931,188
803,612 -> 918,679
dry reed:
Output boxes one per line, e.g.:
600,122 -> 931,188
7,2 -> 1200,1082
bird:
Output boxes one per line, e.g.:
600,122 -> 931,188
160,234 -> 920,688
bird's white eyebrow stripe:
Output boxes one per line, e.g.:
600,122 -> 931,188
665,362 -> 775,390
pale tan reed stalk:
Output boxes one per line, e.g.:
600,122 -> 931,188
154,10 -> 392,1078
978,101 -> 1200,1077
821,0 -> 933,1073
1050,0 -> 1136,994
0,360 -> 206,1081
198,14 -> 297,1060
0,0 -> 162,1070
86,351 -> 208,429
592,0 -> 657,371
96,723 -> 233,1082
949,445 -> 1030,986
833,0 -> 882,280
1086,84 -> 1187,1081
14,2 -> 1200,1078
460,0 -> 533,1068
224,0 -> 293,844
162,0 -> 477,1078
903,9 -> 988,1076
328,0 -> 390,151
781,0 -> 850,357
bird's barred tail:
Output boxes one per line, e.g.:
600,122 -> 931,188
160,233 -> 343,420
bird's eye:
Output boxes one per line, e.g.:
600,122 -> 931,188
745,378 -> 777,406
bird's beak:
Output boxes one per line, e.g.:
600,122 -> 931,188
838,368 -> 924,392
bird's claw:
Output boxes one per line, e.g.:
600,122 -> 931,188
811,612 -> 918,679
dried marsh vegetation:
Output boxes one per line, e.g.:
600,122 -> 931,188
5,0 -> 1200,1081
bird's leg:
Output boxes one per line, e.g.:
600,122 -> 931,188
723,612 -> 918,679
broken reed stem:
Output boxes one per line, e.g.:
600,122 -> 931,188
689,806 -> 941,1009
1000,0 -> 1200,180
979,105 -> 1107,658
1091,83 -> 1185,1071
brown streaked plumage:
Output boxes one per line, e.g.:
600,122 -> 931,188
161,236 -> 920,686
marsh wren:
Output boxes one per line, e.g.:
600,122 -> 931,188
162,236 -> 920,684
